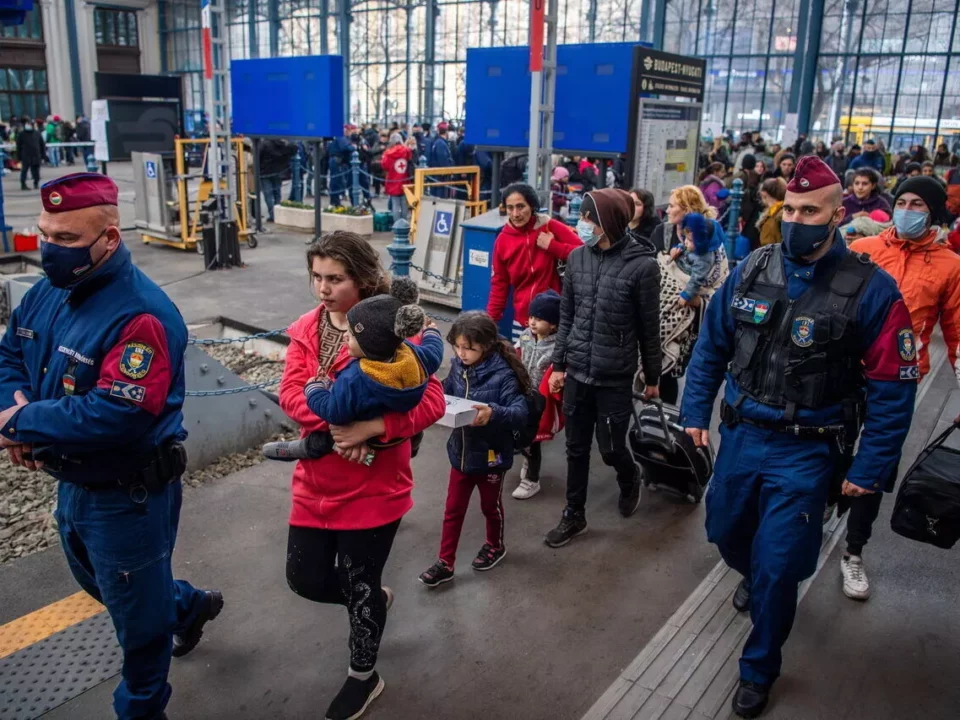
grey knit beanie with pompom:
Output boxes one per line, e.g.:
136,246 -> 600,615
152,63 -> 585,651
346,277 -> 424,361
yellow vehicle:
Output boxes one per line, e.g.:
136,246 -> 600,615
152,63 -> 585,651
839,115 -> 960,152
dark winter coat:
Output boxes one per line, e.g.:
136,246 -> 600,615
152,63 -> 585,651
825,152 -> 848,178
442,351 -> 528,474
841,190 -> 891,223
260,139 -> 297,179
15,127 -> 44,166
427,134 -> 453,168
75,120 -> 91,143
629,215 -> 663,244
649,222 -> 680,254
552,232 -> 662,388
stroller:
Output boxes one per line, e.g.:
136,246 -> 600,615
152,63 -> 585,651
628,396 -> 714,503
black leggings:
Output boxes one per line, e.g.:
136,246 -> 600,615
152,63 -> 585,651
286,520 -> 401,672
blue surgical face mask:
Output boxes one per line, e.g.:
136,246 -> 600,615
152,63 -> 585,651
41,229 -> 106,288
576,219 -> 602,247
780,220 -> 833,260
893,208 -> 929,240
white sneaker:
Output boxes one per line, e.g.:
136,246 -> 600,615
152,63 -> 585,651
840,554 -> 870,600
512,479 -> 541,500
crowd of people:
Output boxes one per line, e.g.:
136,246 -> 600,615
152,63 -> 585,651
2,125 -> 959,720
2,114 -> 92,191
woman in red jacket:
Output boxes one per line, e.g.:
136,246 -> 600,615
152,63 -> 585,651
487,183 -> 581,336
279,231 -> 445,720
381,133 -> 413,222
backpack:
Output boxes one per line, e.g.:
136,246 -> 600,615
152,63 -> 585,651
514,391 -> 546,449
890,420 -> 960,549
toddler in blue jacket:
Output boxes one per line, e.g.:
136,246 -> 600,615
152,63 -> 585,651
671,212 -> 726,306
264,277 -> 442,461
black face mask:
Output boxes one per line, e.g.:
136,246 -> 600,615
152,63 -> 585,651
40,228 -> 109,288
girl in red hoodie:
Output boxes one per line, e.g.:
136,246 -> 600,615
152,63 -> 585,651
487,182 -> 581,337
279,232 -> 445,720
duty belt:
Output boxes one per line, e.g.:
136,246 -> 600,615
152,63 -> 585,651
720,400 -> 846,440
32,442 -> 188,492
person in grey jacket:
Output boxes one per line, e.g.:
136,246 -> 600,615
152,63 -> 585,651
544,188 -> 662,548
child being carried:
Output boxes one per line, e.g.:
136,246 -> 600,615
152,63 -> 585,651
263,277 -> 443,462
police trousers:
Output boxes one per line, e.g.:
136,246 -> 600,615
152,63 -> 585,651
705,423 -> 836,686
55,480 -> 206,720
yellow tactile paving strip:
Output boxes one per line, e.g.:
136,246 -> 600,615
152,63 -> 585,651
0,592 -> 104,660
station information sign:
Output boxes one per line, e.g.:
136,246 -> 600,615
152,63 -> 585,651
630,99 -> 703,207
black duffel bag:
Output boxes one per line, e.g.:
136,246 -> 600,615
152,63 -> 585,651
890,420 -> 960,549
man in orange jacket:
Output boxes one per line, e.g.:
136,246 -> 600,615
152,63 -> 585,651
845,176 -> 960,601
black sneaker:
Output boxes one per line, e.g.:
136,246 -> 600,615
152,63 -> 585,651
172,590 -> 224,658
544,509 -> 588,548
471,544 -> 506,571
418,560 -> 454,587
325,672 -> 385,720
731,679 -> 771,718
732,579 -> 751,613
618,477 -> 642,518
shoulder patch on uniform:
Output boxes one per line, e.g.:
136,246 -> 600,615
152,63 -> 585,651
16,327 -> 34,340
110,380 -> 147,403
899,365 -> 920,381
119,342 -> 155,379
897,328 -> 916,362
791,316 -> 815,347
731,296 -> 756,312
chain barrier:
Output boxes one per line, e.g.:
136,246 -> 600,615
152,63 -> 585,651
187,329 -> 287,346
185,378 -> 280,397
408,262 -> 460,286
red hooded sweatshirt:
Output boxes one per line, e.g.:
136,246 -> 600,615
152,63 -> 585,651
279,305 -> 445,530
487,214 -> 581,327
381,144 -> 413,197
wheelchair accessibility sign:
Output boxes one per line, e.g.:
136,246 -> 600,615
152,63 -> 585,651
145,160 -> 157,179
433,210 -> 453,237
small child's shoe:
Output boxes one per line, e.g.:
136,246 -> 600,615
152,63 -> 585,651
512,479 -> 541,499
418,560 -> 454,587
471,544 -> 506,571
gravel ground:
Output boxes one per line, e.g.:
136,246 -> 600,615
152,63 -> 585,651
0,342 -> 292,565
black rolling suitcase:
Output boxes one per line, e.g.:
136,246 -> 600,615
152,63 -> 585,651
890,420 -> 960,549
628,396 -> 714,503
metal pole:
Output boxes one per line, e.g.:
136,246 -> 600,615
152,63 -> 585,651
639,0 -> 651,43
387,219 -> 414,276
314,141 -> 323,240
268,0 -> 279,56
787,0 -> 810,115
339,0 -> 351,118
350,149 -> 361,207
405,4 -> 413,127
725,178 -> 743,264
886,0 -> 915,151
652,0 -> 666,50
424,0 -> 437,122
320,0 -> 329,54
527,71 -> 542,193
538,0 -> 558,202
252,137 -> 263,231
934,0 -> 960,147
491,151 -> 502,206
797,0 -> 825,135
248,0 -> 258,57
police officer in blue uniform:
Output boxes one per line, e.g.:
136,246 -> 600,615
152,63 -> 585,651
0,174 -> 224,720
680,156 -> 917,718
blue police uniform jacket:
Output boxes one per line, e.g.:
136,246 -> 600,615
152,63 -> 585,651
0,243 -> 188,485
680,234 -> 917,492
328,136 -> 354,195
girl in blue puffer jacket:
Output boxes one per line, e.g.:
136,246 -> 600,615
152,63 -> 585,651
419,311 -> 530,587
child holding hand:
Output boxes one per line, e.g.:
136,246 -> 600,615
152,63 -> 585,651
670,212 -> 727,307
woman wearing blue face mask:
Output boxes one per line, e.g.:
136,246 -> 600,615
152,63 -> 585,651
544,189 -> 662,548
844,174 -> 960,603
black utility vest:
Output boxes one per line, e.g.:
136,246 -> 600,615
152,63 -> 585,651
729,243 -> 877,416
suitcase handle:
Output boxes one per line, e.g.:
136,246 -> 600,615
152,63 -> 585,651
632,394 -> 676,452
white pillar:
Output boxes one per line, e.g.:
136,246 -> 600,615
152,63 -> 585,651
77,2 -> 99,115
139,2 -> 161,75
42,0 -> 77,119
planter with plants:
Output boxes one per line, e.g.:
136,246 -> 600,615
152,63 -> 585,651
274,200 -> 316,231
320,205 -> 374,236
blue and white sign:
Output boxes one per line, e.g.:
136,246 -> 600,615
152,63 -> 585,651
433,210 -> 453,237
144,160 -> 157,179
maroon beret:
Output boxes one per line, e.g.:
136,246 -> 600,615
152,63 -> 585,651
786,156 -> 841,193
41,173 -> 119,213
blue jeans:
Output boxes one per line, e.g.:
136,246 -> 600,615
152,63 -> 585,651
55,480 -> 206,720
705,423 -> 834,686
261,176 -> 282,221
47,146 -> 60,167
389,195 -> 408,222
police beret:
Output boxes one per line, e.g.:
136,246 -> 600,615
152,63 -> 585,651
786,156 -> 841,193
40,173 -> 118,213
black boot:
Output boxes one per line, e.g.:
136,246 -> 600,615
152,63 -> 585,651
172,590 -> 224,658
731,679 -> 771,718
732,578 -> 751,613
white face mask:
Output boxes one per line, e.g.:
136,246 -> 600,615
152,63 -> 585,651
24,123 -> 34,131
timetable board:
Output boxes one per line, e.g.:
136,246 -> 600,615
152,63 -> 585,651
630,99 -> 703,207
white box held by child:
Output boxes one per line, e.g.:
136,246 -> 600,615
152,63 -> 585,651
437,395 -> 488,428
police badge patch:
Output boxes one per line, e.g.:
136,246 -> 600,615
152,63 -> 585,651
119,342 -> 155,380
753,301 -> 770,323
897,328 -> 917,362
791,316 -> 815,347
